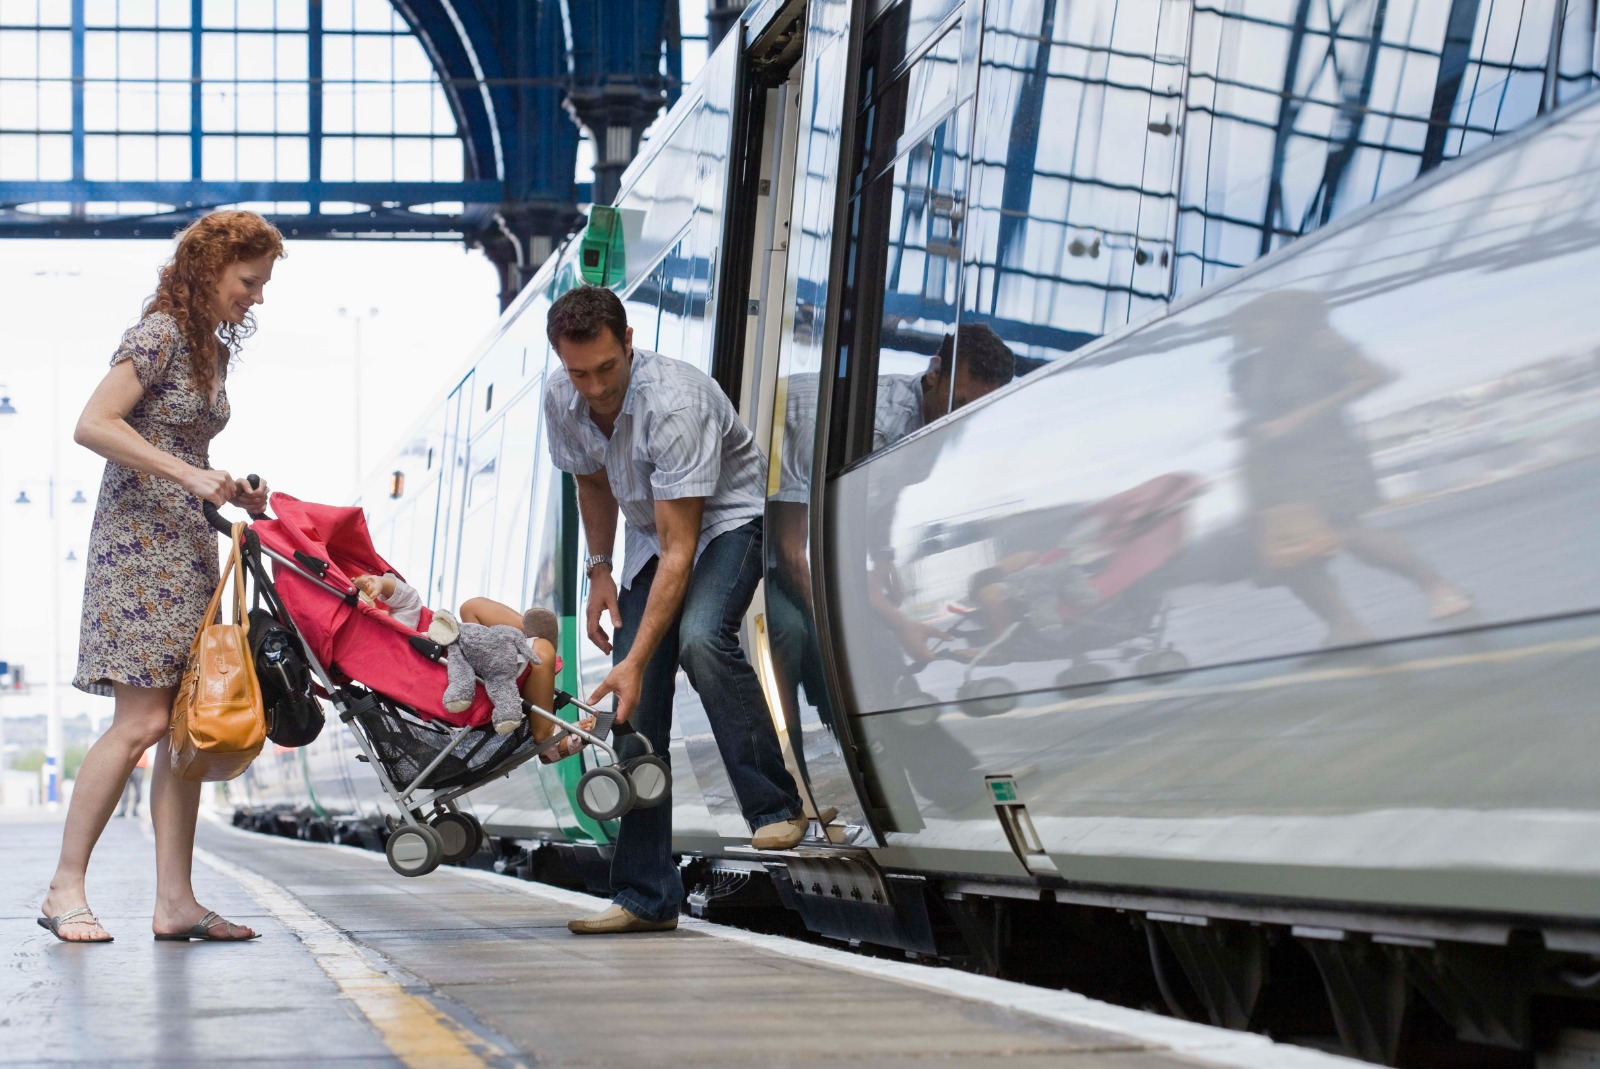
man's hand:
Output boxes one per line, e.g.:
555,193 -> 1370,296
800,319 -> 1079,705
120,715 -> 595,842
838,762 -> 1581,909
585,566 -> 621,654
589,657 -> 644,724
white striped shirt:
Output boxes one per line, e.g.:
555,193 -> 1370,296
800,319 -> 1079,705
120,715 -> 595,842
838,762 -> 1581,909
544,347 -> 767,589
775,371 -> 927,503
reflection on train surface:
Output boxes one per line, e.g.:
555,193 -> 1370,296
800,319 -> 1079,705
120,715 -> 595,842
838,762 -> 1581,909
234,2 -> 1600,1065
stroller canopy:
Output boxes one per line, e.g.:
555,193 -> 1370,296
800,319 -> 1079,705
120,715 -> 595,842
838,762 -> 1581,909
252,494 -> 496,727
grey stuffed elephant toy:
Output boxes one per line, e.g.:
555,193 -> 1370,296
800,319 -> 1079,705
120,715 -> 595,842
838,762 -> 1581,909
428,610 -> 536,735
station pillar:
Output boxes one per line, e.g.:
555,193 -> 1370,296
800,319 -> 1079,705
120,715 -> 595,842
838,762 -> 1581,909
474,201 -> 584,312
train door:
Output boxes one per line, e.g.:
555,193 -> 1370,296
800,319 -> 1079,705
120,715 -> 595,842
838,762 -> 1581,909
718,1 -> 871,844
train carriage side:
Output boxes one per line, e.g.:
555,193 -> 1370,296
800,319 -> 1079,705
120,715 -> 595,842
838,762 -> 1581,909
824,87 -> 1600,925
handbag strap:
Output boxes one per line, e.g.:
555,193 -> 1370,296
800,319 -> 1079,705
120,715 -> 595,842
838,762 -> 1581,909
229,522 -> 249,629
194,528 -> 235,638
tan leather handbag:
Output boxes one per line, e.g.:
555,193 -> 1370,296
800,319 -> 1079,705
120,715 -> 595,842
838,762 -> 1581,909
170,521 -> 266,782
1255,502 -> 1342,571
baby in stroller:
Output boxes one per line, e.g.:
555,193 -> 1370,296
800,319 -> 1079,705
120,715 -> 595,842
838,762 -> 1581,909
351,573 -> 590,762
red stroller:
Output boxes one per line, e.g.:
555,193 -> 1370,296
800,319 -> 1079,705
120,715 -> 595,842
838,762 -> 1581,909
934,472 -> 1203,714
206,489 -> 668,877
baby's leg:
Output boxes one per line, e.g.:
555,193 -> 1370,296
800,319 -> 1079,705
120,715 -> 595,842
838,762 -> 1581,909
459,597 -> 522,629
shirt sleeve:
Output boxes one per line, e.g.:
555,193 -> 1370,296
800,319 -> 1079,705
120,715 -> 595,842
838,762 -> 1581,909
543,386 -> 602,475
647,405 -> 722,500
110,313 -> 180,391
384,574 -> 423,631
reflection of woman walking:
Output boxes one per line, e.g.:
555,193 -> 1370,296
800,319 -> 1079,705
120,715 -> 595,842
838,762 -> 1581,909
1230,291 -> 1471,647
37,211 -> 282,943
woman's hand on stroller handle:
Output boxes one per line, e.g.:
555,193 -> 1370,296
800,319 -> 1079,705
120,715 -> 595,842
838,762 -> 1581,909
184,465 -> 237,507
231,474 -> 270,515
201,473 -> 268,533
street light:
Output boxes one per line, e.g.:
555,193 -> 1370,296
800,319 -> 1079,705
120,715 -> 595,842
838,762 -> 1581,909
0,390 -> 11,792
339,306 -> 380,492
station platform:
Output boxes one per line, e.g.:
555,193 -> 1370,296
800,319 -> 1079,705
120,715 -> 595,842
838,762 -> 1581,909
4,811 -> 1363,1069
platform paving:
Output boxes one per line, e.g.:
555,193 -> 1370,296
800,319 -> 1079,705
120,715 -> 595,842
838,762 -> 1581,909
2,811 -> 1360,1068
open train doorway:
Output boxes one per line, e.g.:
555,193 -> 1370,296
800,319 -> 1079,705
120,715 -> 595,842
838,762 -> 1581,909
714,3 -> 860,845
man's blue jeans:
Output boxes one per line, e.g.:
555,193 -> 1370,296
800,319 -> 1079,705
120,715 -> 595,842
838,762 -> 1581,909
609,516 -> 802,922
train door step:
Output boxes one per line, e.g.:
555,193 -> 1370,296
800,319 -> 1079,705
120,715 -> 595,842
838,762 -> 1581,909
724,846 -> 938,954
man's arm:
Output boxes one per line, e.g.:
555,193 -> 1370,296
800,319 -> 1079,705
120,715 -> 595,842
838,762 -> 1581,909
589,495 -> 705,721
575,468 -> 623,651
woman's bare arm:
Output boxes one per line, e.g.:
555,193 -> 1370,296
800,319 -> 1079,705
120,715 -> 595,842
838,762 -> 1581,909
74,359 -> 234,505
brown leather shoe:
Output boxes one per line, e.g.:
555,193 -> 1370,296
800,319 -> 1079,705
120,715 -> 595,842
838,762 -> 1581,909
752,817 -> 806,850
751,808 -> 839,851
567,904 -> 678,935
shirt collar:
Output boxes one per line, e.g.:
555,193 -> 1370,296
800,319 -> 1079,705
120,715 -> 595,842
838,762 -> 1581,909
620,346 -> 655,418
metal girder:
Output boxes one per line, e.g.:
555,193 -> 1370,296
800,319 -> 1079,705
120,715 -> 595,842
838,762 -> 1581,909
566,0 -> 675,206
0,0 -> 679,305
1421,0 -> 1484,172
992,0 -> 1057,314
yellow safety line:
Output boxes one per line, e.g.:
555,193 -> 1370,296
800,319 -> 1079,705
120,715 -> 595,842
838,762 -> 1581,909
193,844 -> 522,1069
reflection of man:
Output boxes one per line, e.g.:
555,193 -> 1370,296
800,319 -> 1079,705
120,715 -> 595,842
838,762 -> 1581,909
1229,290 -> 1472,646
768,324 -> 1016,816
542,286 -> 807,936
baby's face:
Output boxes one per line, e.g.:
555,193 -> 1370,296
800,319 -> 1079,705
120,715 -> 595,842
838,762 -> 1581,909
352,575 -> 381,599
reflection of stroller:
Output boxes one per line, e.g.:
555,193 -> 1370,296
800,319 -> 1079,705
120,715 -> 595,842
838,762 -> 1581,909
940,473 -> 1203,713
206,491 -> 668,878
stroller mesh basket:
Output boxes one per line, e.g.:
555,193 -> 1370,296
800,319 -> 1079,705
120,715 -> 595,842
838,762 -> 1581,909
347,691 -> 541,794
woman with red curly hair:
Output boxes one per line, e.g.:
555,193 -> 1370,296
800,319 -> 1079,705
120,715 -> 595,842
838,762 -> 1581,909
38,210 -> 283,943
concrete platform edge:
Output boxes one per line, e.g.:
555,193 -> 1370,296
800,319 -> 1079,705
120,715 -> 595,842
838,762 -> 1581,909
201,812 -> 1367,1069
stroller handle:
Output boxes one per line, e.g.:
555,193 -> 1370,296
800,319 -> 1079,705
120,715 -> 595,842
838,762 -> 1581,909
201,473 -> 265,535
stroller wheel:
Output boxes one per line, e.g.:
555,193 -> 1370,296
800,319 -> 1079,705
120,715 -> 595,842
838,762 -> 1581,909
430,811 -> 483,863
956,677 -> 1017,717
624,755 -> 671,809
1056,663 -> 1113,695
577,766 -> 636,822
385,823 -> 443,878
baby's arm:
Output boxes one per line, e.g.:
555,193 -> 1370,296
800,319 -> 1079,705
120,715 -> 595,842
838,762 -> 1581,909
383,575 -> 424,630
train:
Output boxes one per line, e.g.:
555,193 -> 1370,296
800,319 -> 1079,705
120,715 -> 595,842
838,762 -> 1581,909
231,1 -> 1600,1064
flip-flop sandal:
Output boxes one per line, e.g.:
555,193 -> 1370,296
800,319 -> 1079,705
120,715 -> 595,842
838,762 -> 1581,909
37,906 -> 114,943
154,910 -> 260,942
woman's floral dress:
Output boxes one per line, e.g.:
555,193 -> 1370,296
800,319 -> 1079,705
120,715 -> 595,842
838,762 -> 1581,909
73,312 -> 230,695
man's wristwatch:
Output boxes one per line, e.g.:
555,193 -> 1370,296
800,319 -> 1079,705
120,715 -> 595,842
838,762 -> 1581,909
583,553 -> 613,578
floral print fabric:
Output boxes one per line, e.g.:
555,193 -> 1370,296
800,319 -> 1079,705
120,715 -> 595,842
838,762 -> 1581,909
73,312 -> 230,695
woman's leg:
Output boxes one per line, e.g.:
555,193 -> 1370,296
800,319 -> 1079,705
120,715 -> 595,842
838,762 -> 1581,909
41,683 -> 171,940
149,734 -> 256,938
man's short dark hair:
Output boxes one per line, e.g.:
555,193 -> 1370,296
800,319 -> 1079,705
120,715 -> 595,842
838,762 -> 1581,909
936,324 -> 1016,387
547,285 -> 629,351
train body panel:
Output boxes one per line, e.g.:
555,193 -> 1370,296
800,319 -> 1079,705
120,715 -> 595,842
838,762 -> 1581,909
825,92 -> 1600,917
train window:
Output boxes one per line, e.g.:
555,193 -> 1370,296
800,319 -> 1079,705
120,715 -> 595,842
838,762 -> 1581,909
830,2 -> 981,472
834,100 -> 971,468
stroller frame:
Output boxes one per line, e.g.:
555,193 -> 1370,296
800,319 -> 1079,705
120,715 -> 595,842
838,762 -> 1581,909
205,499 -> 659,877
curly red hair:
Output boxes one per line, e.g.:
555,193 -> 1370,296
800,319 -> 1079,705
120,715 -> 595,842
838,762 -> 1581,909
144,210 -> 285,397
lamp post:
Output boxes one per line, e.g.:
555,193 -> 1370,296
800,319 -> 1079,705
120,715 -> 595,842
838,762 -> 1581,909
5,381 -> 89,808
339,306 -> 380,492
0,388 -> 13,790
